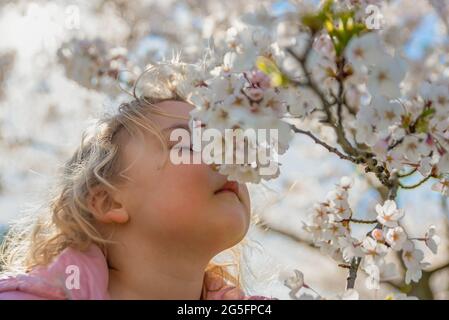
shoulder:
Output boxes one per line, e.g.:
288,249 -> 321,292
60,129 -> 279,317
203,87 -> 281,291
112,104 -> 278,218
0,244 -> 109,300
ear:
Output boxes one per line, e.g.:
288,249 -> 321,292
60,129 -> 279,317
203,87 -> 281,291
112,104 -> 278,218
87,185 -> 129,224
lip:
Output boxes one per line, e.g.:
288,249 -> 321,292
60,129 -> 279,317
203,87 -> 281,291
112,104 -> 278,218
215,180 -> 241,201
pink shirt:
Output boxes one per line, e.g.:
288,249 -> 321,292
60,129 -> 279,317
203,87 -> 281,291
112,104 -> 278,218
0,245 -> 272,300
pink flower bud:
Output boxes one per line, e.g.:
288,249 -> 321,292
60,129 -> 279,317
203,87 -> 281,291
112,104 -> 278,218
245,87 -> 264,101
250,70 -> 271,90
372,229 -> 384,241
425,134 -> 434,146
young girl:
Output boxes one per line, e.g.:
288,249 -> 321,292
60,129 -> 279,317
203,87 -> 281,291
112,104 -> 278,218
0,65 -> 274,300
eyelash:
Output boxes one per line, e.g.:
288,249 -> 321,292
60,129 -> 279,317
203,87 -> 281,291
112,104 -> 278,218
182,145 -> 194,152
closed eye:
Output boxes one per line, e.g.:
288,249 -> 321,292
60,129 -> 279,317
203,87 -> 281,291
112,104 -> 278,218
169,141 -> 194,152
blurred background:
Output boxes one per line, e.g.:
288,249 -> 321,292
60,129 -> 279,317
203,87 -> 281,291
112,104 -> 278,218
0,0 -> 448,299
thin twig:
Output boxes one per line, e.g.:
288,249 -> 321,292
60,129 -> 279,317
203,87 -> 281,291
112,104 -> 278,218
290,124 -> 356,163
397,167 -> 418,178
347,218 -> 378,224
429,261 -> 449,274
398,175 -> 432,189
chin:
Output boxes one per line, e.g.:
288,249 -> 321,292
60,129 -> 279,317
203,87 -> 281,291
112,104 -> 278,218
214,208 -> 250,250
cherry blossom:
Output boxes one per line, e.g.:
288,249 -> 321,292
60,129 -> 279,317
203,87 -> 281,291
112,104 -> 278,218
385,226 -> 407,251
338,236 -> 364,262
397,134 -> 432,163
279,269 -> 305,299
402,241 -> 430,284
370,96 -> 403,134
375,200 -> 405,228
366,55 -> 406,99
361,237 -> 388,264
345,32 -> 385,73
424,225 -> 441,254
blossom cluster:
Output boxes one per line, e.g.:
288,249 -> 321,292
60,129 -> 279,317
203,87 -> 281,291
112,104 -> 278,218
54,4 -> 449,190
57,38 -> 138,95
303,176 -> 440,289
187,69 -> 294,183
279,267 -> 418,300
344,32 -> 449,195
186,4 -> 449,188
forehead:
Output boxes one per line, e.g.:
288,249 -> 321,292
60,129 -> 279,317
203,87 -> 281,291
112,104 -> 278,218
150,100 -> 194,129
128,100 -> 195,149
115,100 -> 194,182
114,100 -> 193,145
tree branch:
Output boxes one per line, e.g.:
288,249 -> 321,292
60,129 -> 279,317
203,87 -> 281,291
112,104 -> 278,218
286,46 -> 359,158
346,257 -> 362,289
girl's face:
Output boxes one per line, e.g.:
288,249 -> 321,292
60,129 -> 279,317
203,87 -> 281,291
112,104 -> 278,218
111,100 -> 251,256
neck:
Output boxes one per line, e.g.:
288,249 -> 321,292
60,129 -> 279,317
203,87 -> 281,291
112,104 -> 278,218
107,242 -> 212,300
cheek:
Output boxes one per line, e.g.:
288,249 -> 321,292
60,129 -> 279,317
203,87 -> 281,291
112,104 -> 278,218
158,163 -> 213,225
130,162 -> 250,250
130,162 -> 214,235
